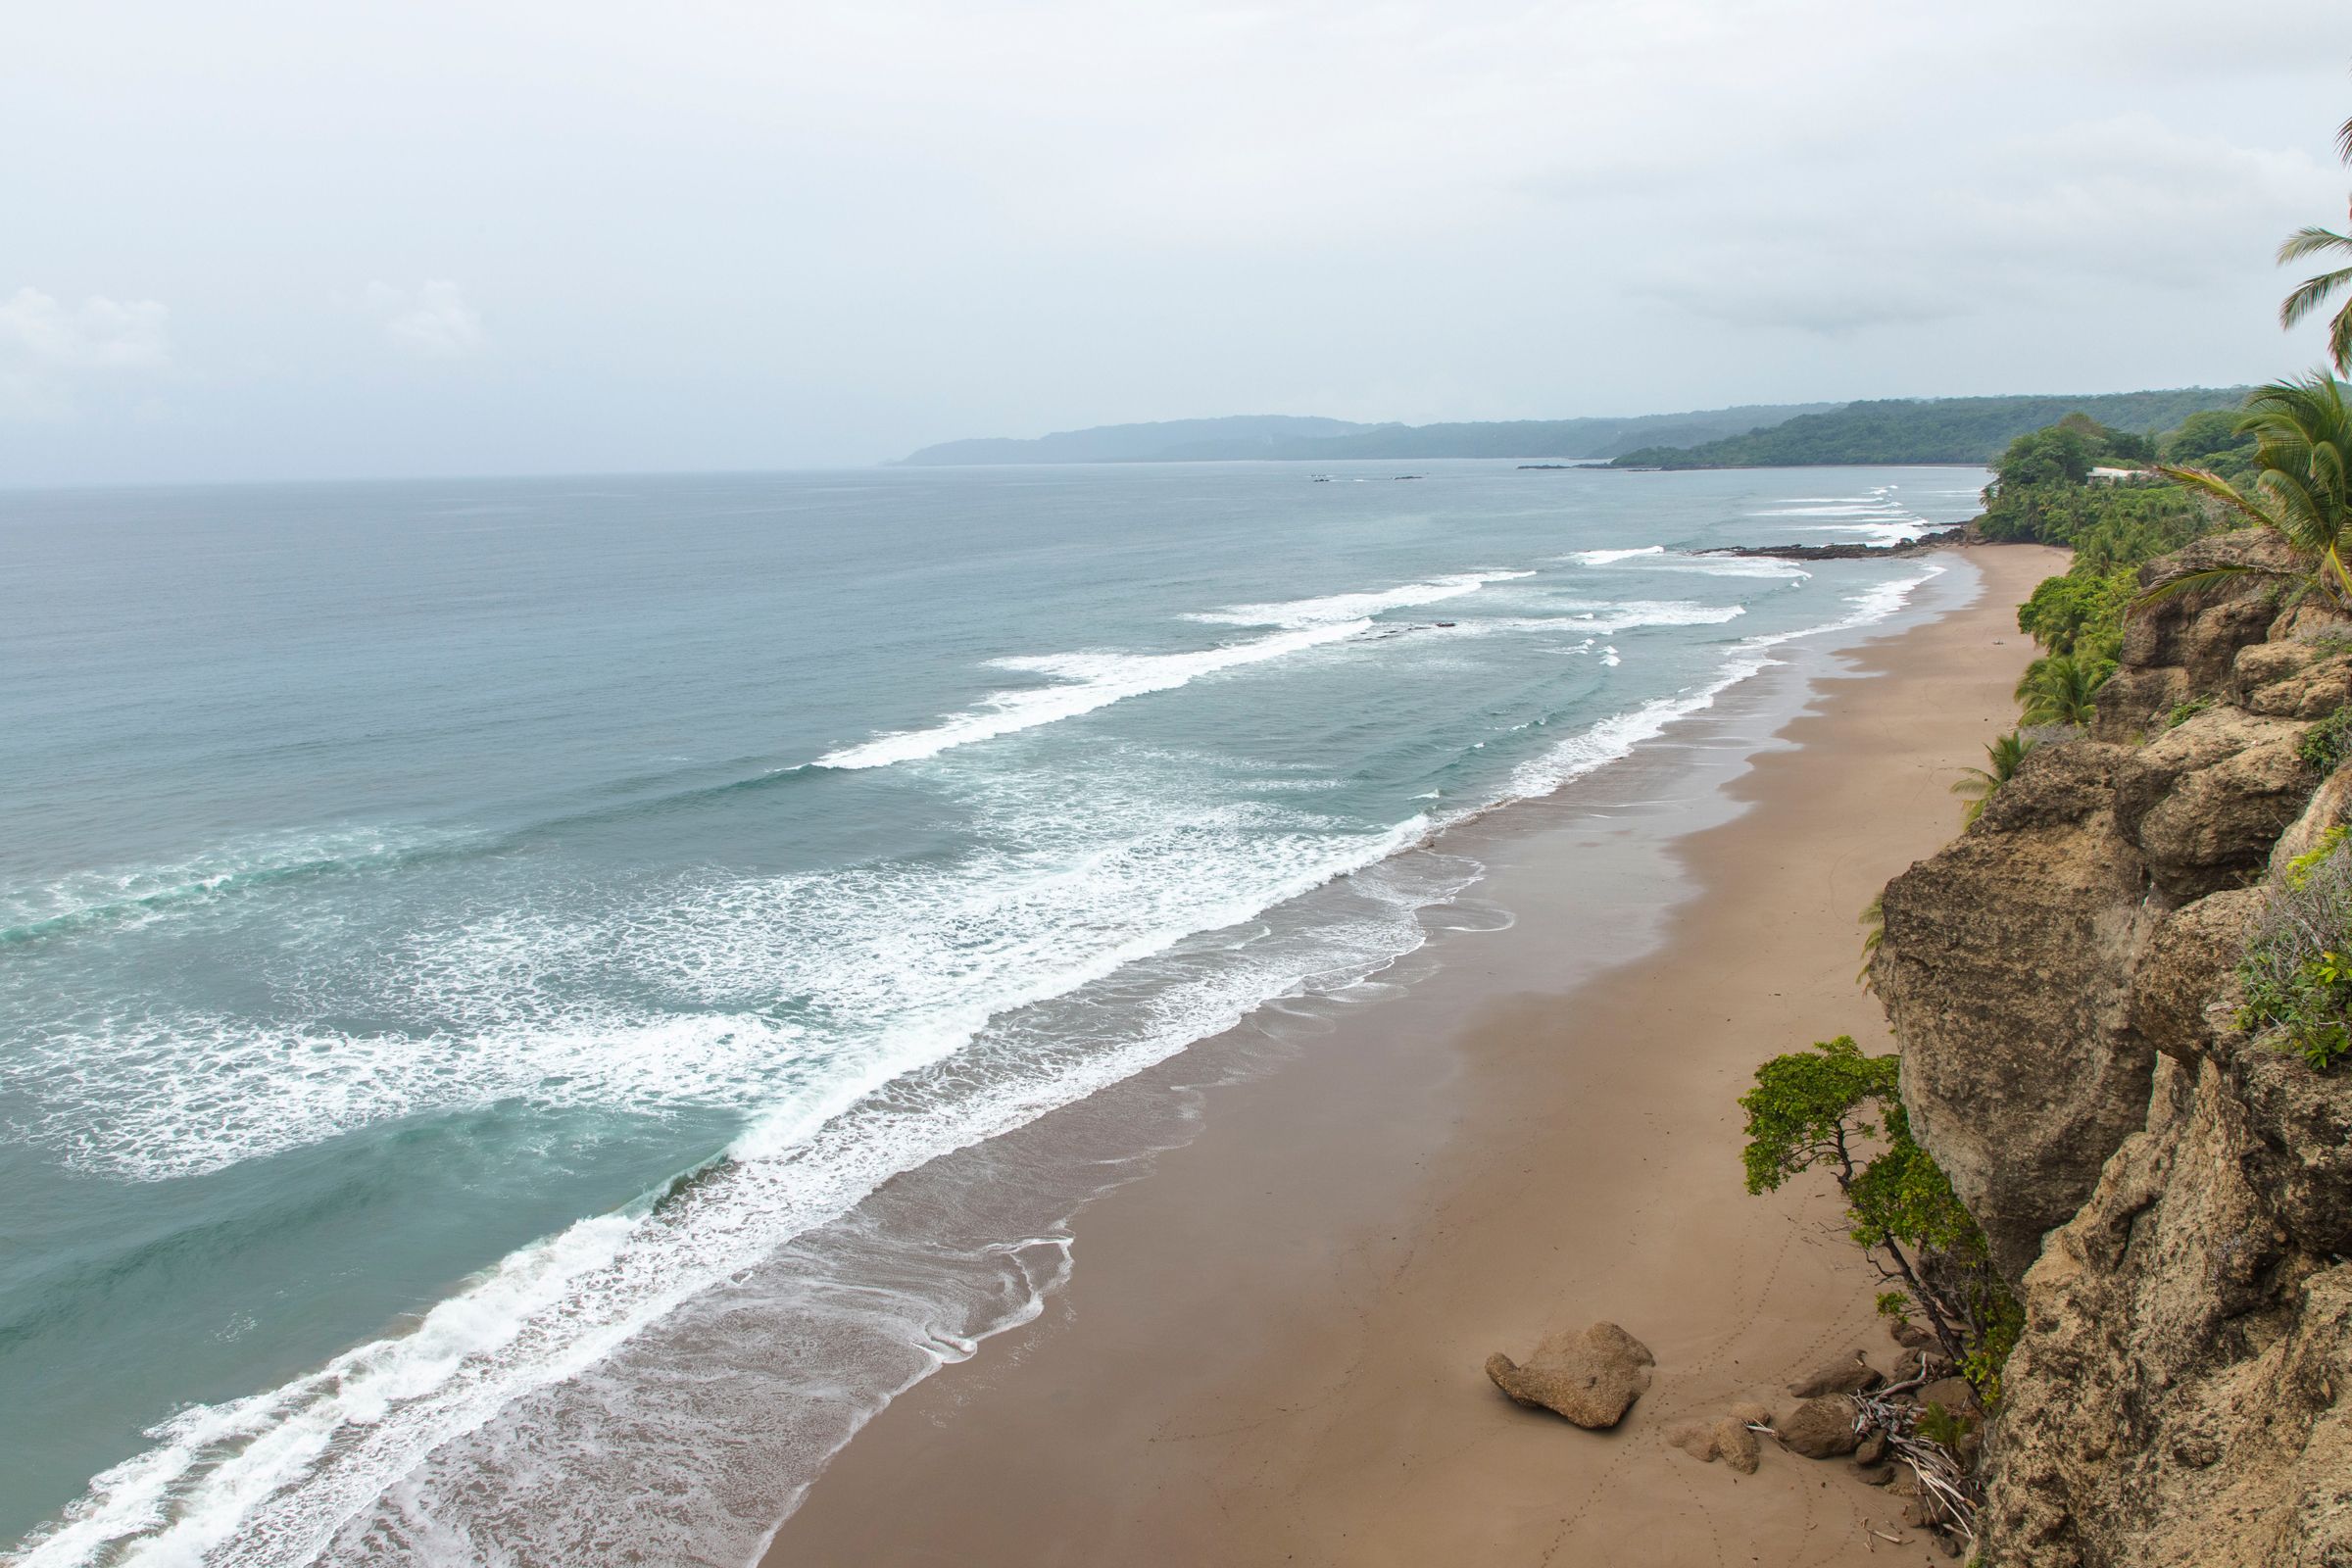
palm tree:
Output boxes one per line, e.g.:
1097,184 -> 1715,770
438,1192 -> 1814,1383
2015,654 -> 2109,728
2278,111 -> 2352,373
1857,896 -> 1885,990
1950,731 -> 2034,826
2141,373 -> 2352,608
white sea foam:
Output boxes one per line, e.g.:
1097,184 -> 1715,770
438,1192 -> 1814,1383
814,621 -> 1367,769
1566,601 -> 1744,633
3,774 -> 1400,1183
0,825 -> 459,945
1748,485 -> 1935,546
817,570 -> 1535,770
1189,568 -> 1533,628
10,556 -> 1953,1567
1500,564 -> 1943,801
13,792 -> 1459,1568
1561,546 -> 1808,582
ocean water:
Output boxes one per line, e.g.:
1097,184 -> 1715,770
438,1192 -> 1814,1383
0,459 -> 1986,1565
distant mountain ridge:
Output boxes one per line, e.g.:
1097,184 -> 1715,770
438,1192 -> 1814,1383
893,405 -> 1840,466
1609,387 -> 2255,469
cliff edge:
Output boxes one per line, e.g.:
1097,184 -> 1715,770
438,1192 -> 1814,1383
1871,531 -> 2352,1565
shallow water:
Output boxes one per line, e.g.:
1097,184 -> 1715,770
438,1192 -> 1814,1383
0,459 -> 1985,1562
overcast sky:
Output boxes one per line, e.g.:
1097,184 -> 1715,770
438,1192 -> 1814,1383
5,2 -> 2349,484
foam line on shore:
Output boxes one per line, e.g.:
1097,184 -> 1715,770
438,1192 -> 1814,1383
10,558 -> 1954,1565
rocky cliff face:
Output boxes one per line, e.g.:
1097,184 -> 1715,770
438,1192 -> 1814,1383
1870,532 -> 2352,1565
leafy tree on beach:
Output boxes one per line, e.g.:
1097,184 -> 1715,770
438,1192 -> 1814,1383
1740,1038 -> 2019,1395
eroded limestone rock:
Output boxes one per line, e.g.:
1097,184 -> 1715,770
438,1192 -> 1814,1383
1484,1321 -> 1654,1429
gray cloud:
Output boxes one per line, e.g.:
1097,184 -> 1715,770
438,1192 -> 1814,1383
1,2 -> 2347,481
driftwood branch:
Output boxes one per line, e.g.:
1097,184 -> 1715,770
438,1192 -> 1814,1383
1850,1376 -> 1982,1550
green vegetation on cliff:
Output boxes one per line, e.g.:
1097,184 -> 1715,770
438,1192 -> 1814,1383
2240,828 -> 2352,1070
1609,388 -> 2250,469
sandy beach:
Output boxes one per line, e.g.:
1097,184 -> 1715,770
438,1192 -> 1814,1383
763,543 -> 2064,1568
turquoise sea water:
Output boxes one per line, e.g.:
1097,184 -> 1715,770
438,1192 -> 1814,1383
0,460 -> 1985,1564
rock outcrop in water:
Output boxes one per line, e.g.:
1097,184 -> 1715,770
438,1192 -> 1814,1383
1698,525 -> 1973,562
1869,530 -> 2352,1564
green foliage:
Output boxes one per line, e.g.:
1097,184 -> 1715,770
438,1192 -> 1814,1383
1961,1291 -> 2025,1408
1844,1106 -> 1980,1257
1995,425 -> 2093,489
2163,408 -> 2259,484
2015,654 -> 2110,727
1995,405 -> 2250,727
2290,826 -> 2350,887
2300,707 -> 2352,772
1740,1038 -> 2021,1402
1950,731 -> 2034,824
1609,388 -> 2252,469
1917,1402 -> 1977,1451
2018,568 -> 2136,663
2239,827 -> 2352,1070
1740,1035 -> 1895,1196
2143,374 -> 2352,611
2278,120 -> 2352,375
2240,953 -> 2352,1069
1978,466 -> 2208,555
2065,489 -> 2218,573
2168,696 -> 2217,728
1858,896 -> 1886,989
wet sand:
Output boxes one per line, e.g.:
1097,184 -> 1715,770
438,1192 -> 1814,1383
762,543 -> 2065,1568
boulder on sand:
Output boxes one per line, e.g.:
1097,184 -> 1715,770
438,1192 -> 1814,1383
1485,1322 -> 1655,1429
1788,1350 -> 1884,1398
1778,1395 -> 1862,1458
1668,1416 -> 1762,1475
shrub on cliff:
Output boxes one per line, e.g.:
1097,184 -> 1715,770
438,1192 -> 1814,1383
1740,1037 -> 2021,1398
2239,826 -> 2352,1070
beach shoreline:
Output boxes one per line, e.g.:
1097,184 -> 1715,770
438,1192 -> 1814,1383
754,542 -> 2061,1566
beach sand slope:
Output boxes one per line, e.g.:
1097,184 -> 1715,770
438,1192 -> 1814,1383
766,544 -> 2066,1568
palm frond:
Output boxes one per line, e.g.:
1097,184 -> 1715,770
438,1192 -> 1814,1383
2279,227 -> 2352,267
2157,463 -> 2286,531
2131,562 -> 2296,611
1946,772 -> 1991,798
2281,267 -> 2352,328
